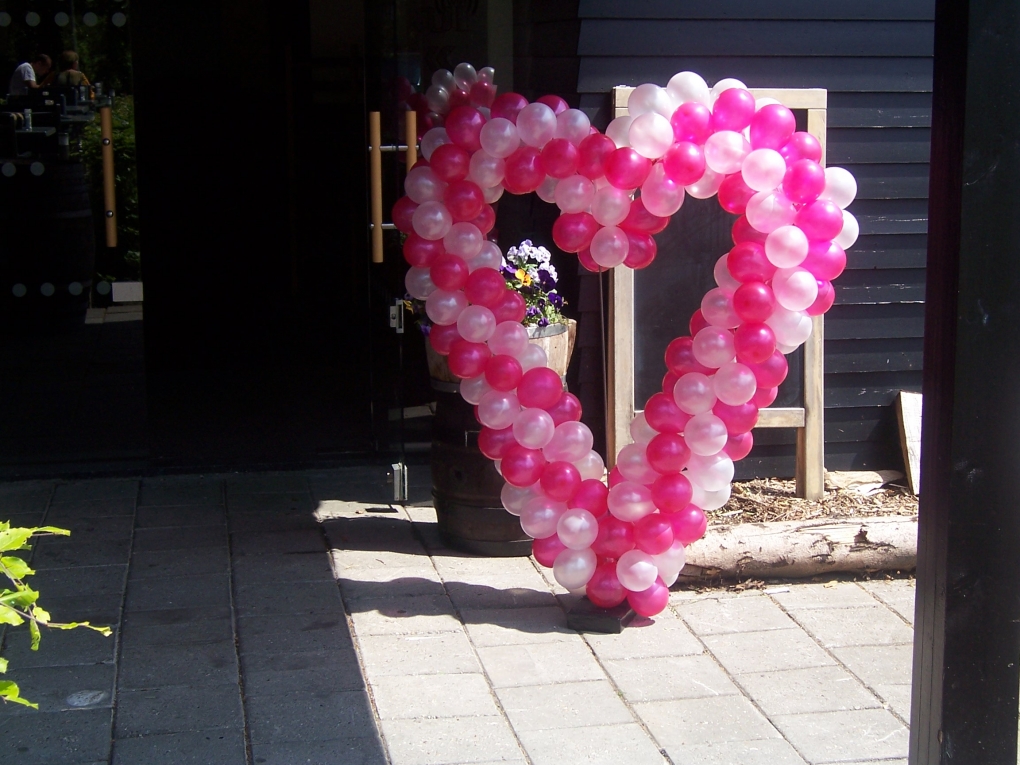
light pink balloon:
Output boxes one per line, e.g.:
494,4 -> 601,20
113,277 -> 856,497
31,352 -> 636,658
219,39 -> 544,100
764,225 -> 809,268
457,304 -> 496,343
713,361 -> 757,406
629,412 -> 659,445
556,109 -> 592,145
616,549 -> 658,591
420,127 -> 451,160
575,450 -> 606,481
405,266 -> 436,300
478,389 -> 520,430
772,268 -> 819,312
692,326 -> 736,368
412,201 -> 453,240
488,321 -> 530,357
608,481 -> 655,522
740,148 -> 787,192
513,407 -> 556,449
629,112 -> 674,159
554,175 -> 596,214
640,164 -> 685,217
405,166 -> 447,203
557,508 -> 599,550
701,288 -> 740,329
460,374 -> 493,405
517,102 -> 558,148
685,452 -> 735,492
480,118 -> 521,158
704,130 -> 751,174
500,481 -> 539,515
590,226 -> 630,268
673,372 -> 717,415
591,186 -> 633,226
520,496 -> 567,539
553,547 -> 597,589
425,288 -> 467,325
745,190 -> 797,234
468,151 -> 505,188
544,421 -> 594,462
684,412 -> 729,456
685,166 -> 724,199
617,443 -> 658,484
444,222 -> 483,258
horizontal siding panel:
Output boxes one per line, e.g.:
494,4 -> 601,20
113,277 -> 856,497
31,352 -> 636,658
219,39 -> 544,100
580,0 -> 935,22
515,20 -> 583,55
856,215 -> 928,236
737,441 -> 905,477
752,407 -> 899,446
578,20 -> 934,57
847,235 -> 928,268
836,282 -> 925,305
824,371 -> 923,408
826,303 -> 926,339
828,107 -> 931,128
825,338 -> 924,373
578,56 -> 934,93
848,165 -> 930,200
829,128 -> 932,164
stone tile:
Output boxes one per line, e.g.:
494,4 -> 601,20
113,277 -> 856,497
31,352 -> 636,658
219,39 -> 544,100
125,573 -> 231,612
0,708 -> 112,764
585,612 -> 704,660
52,478 -> 138,503
0,480 -> 54,512
875,683 -> 912,720
32,564 -> 126,599
604,654 -> 740,702
121,618 -> 234,647
249,737 -> 388,765
678,594 -> 797,635
702,628 -> 836,674
41,593 -> 121,624
348,595 -> 462,636
138,476 -> 223,507
245,689 -> 378,743
379,716 -> 525,765
2,622 -> 116,667
228,491 -> 317,514
770,708 -> 908,763
232,551 -> 334,585
321,517 -> 420,552
339,569 -> 447,602
831,644 -> 914,688
112,728 -> 246,765
133,526 -> 226,552
123,604 -> 231,627
497,680 -> 632,731
115,683 -> 243,737
476,638 -> 604,688
231,529 -> 324,556
736,666 -> 884,716
771,583 -> 883,611
371,673 -> 499,720
0,663 -> 114,715
229,512 -> 321,534
45,497 -> 136,520
237,612 -> 354,654
446,580 -> 556,610
431,555 -> 542,581
667,739 -> 807,765
234,580 -> 344,616
135,505 -> 225,528
118,641 -> 238,690
461,606 -> 577,647
516,723 -> 665,765
3,512 -> 46,529
357,631 -> 481,679
40,514 -> 135,542
128,547 -> 230,580
789,606 -> 914,648
331,548 -> 432,572
242,650 -> 366,696
635,695 -> 780,747
32,538 -> 132,569
226,472 -> 309,494
858,579 -> 916,624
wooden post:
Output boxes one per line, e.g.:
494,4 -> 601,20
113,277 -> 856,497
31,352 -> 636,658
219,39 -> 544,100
369,111 -> 383,263
405,111 -> 417,169
796,315 -> 825,500
99,104 -> 117,248
607,265 -> 634,467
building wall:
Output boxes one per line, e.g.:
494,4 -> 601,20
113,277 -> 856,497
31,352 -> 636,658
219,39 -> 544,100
574,0 -> 934,475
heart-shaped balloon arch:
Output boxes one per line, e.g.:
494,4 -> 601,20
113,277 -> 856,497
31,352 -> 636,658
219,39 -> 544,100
395,64 -> 858,617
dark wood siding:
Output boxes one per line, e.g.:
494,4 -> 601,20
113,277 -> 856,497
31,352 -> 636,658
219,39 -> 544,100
575,0 -> 935,476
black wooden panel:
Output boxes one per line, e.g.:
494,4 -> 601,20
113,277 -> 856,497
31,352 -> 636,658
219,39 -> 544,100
825,303 -> 926,339
836,282 -> 925,305
824,370 -> 923,408
516,20 -> 583,55
578,56 -> 934,93
849,198 -> 929,236
517,0 -> 581,24
579,0 -> 935,22
829,128 -> 932,164
579,20 -> 934,57
825,337 -> 924,373
829,108 -> 932,129
848,235 -> 928,268
850,164 -> 930,199
752,406 -> 901,446
737,440 -> 904,478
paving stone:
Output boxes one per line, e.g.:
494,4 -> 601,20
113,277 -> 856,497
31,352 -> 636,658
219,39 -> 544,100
138,476 -> 223,507
52,478 -> 138,504
32,538 -> 132,568
770,708 -> 908,763
635,695 -> 781,747
228,492 -> 317,514
125,573 -> 231,612
584,611 -> 704,660
321,517 -> 420,552
371,673 -> 499,720
237,613 -> 354,655
32,564 -> 126,599
603,654 -> 741,702
235,580 -> 344,616
118,641 -> 238,690
339,568 -> 447,601
666,739 -> 808,765
446,580 -> 556,610
858,579 -> 916,625
42,593 -> 122,624
677,593 -> 798,635
128,546 -> 230,580
133,526 -> 227,552
0,481 -> 54,512
115,683 -> 243,737
358,631 -> 480,679
242,650 -> 366,696
40,514 -> 135,542
121,618 -> 235,647
249,736 -> 389,765
233,551 -> 335,585
2,622 -> 116,667
0,663 -> 114,715
789,606 -> 914,648
229,511 -> 321,534
112,728 -> 246,765
226,472 -> 309,494
735,665 -> 884,716
348,595 -> 462,636
476,638 -> 605,688
232,529 -> 325,556
245,689 -> 378,743
45,497 -> 136,520
331,548 -> 433,572
123,604 -> 231,627
461,606 -> 577,647
0,708 -> 112,764
515,722 -> 666,765
702,628 -> 836,674
874,683 -> 912,721
3,512 -> 46,529
770,583 -> 883,611
496,679 -> 633,731
379,716 -> 525,765
135,505 -> 225,528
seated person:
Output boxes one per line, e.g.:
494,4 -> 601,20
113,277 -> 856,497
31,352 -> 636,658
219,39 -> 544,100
41,51 -> 91,88
7,54 -> 52,96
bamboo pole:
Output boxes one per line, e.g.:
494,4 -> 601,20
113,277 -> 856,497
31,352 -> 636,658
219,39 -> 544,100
405,110 -> 417,168
99,104 -> 117,248
369,111 -> 383,263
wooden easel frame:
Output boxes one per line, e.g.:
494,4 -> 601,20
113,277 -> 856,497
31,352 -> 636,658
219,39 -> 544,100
607,86 -> 827,500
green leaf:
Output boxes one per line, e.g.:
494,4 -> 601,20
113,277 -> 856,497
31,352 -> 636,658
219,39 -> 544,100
0,529 -> 33,552
0,556 -> 32,579
29,620 -> 41,650
32,527 -> 71,538
0,588 -> 38,609
0,604 -> 24,626
0,681 -> 38,709
0,656 -> 7,673
47,620 -> 112,637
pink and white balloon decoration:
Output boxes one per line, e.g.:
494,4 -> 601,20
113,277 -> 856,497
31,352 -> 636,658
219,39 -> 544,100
396,64 -> 857,617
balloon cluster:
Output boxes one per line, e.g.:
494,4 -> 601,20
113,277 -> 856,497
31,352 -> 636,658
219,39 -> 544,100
394,64 -> 858,617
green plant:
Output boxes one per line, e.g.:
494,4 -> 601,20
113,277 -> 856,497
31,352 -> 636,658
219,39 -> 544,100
0,522 -> 111,708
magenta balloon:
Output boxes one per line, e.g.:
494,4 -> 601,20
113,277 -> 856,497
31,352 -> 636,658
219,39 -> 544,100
627,576 -> 669,616
586,561 -> 627,608
724,431 -> 754,461
733,323 -> 777,365
670,101 -> 712,144
645,433 -> 691,474
753,386 -> 779,408
807,280 -> 836,316
445,106 -> 486,152
478,425 -> 516,460
749,104 -> 796,150
669,506 -> 707,545
501,444 -> 548,487
651,473 -> 693,513
485,354 -> 523,391
779,131 -> 823,164
504,146 -> 545,194
447,339 -> 491,379
795,200 -> 844,241
634,515 -> 674,555
783,159 -> 826,204
801,240 -> 847,281
717,173 -> 757,215
727,242 -> 777,283
732,281 -> 776,323
533,534 -> 567,567
541,138 -> 580,178
540,461 -> 582,503
713,401 -> 759,435
604,148 -> 652,190
746,351 -> 789,388
430,254 -> 469,291
711,88 -> 756,132
552,212 -> 598,253
661,141 -> 706,186
518,367 -> 564,409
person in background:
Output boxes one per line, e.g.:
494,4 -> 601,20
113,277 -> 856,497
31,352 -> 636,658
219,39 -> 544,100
41,51 -> 91,88
7,54 -> 52,96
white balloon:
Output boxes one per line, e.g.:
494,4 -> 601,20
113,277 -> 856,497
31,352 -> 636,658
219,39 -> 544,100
704,131 -> 751,175
819,166 -> 858,209
556,109 -> 592,145
686,167 -> 724,199
629,412 -> 658,445
835,210 -> 860,249
468,151 -> 505,188
432,69 -> 456,92
628,83 -> 674,118
554,175 -> 596,214
556,508 -> 599,550
453,62 -> 477,91
714,254 -> 741,291
518,343 -> 549,372
710,78 -> 747,102
606,116 -> 634,148
460,374 -> 492,405
419,127 -> 450,160
500,481 -> 538,516
616,549 -> 659,591
740,148 -> 787,192
517,102 -> 558,148
608,481 -> 655,522
651,539 -> 687,587
575,450 -> 606,481
667,71 -> 711,107
554,548 -> 597,590
404,266 -> 436,300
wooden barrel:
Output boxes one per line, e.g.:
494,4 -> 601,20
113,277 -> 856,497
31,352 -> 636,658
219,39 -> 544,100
429,320 -> 577,557
0,159 -> 96,332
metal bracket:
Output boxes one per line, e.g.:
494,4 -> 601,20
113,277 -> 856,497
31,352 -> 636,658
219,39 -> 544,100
389,462 -> 409,503
388,299 -> 405,334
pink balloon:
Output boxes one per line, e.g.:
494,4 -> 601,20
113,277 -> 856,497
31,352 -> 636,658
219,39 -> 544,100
724,431 -> 754,460
733,322 -> 777,365
547,392 -> 582,425
533,534 -> 567,567
662,141 -> 706,186
552,212 -> 599,253
501,444 -> 548,487
445,106 -> 486,152
447,339 -> 491,379
807,280 -> 836,316
627,577 -> 669,617
713,401 -> 759,435
430,143 -> 471,182
485,354 -> 523,391
651,473 -> 693,513
591,515 -> 636,558
504,146 -> 545,194
490,92 -> 529,122
783,159 -> 826,204
801,240 -> 847,281
670,506 -> 707,544
718,173 -> 757,215
749,104 -> 796,150
541,461 -> 582,503
605,148 -> 652,190
577,133 -> 617,180
795,200 -> 844,241
733,282 -> 776,323
779,131 -> 823,164
586,561 -> 628,608
573,479 -> 610,518
464,268 -> 506,308
430,254 -> 469,291
746,350 -> 789,388
541,138 -> 579,178
644,392 -> 691,434
517,367 -> 564,409
646,433 -> 691,474
478,425 -> 516,460
727,242 -> 777,283
711,88 -> 756,132
634,514 -> 674,555
670,101 -> 712,144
